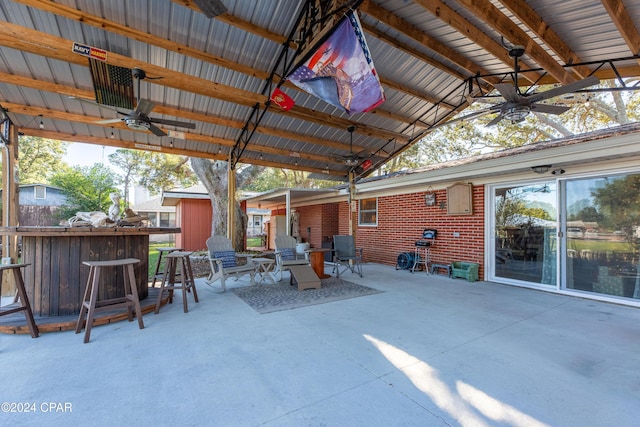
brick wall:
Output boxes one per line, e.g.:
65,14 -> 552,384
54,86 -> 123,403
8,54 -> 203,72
313,186 -> 485,278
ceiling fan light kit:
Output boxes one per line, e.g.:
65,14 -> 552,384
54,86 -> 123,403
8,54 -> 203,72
446,45 -> 600,129
504,106 -> 530,122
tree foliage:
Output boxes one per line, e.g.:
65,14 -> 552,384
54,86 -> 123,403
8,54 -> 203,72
49,164 -> 120,220
591,175 -> 640,240
14,136 -> 68,184
242,167 -> 336,192
108,149 -> 146,206
134,152 -> 197,195
388,79 -> 640,171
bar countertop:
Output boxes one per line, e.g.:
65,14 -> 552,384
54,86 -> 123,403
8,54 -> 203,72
0,226 -> 181,236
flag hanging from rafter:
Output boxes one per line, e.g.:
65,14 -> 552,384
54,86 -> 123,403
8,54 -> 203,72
287,10 -> 385,114
270,87 -> 295,110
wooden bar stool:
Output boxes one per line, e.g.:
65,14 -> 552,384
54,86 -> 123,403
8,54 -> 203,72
155,251 -> 199,314
0,263 -> 39,338
75,258 -> 144,343
151,247 -> 183,287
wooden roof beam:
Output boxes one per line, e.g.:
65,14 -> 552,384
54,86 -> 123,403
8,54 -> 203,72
0,71 -> 386,157
24,128 -> 344,175
360,0 -> 501,86
3,102 -> 360,167
410,0 -> 547,84
17,0 -> 421,126
452,0 -> 575,84
495,0 -> 593,79
600,0 -> 640,56
0,22 -> 406,143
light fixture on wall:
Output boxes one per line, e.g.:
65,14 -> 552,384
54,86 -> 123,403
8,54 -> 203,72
551,168 -> 565,175
531,165 -> 551,174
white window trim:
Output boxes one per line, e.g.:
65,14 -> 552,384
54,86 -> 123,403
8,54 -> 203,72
358,197 -> 378,227
34,185 -> 46,200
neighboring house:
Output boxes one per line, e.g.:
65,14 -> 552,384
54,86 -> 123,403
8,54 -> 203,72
161,184 -> 212,251
130,196 -> 177,244
0,184 -> 67,226
244,123 -> 640,308
160,185 -> 271,251
247,208 -> 270,237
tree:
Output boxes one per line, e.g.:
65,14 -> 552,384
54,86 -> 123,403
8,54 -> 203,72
190,158 -> 268,249
136,152 -> 198,195
108,149 -> 146,207
393,79 -> 640,171
242,167 -> 337,192
49,164 -> 121,220
13,136 -> 68,184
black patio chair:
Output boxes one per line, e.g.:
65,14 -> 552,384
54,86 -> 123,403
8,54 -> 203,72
332,235 -> 363,278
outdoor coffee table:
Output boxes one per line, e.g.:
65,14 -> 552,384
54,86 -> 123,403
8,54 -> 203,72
252,257 -> 276,285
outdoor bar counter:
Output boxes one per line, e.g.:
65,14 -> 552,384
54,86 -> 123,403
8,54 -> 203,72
0,226 -> 180,316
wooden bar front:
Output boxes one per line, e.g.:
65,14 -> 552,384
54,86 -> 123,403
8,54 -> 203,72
0,227 -> 180,316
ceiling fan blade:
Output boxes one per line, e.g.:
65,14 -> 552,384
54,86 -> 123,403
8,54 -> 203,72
148,123 -> 167,137
149,118 -> 196,129
493,83 -> 521,103
95,118 -> 123,124
528,75 -> 600,103
69,96 -> 126,114
135,98 -> 155,116
485,113 -> 504,127
530,103 -> 571,115
428,108 -> 497,131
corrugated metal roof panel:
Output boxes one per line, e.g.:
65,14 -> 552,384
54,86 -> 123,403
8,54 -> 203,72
0,0 -> 638,178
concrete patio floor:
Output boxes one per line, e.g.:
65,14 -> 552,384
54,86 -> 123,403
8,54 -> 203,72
2,263 -> 639,427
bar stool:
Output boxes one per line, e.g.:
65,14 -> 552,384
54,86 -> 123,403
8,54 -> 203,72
155,251 -> 199,314
151,247 -> 183,287
75,258 -> 144,343
0,263 -> 39,338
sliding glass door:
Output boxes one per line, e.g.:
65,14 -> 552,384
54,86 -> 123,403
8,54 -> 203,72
490,172 -> 640,303
564,174 -> 640,300
493,182 -> 557,286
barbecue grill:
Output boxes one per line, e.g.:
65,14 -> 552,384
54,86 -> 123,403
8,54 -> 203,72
412,229 -> 436,273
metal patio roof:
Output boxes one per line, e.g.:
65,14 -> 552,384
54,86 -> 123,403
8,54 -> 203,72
1,0 -> 639,181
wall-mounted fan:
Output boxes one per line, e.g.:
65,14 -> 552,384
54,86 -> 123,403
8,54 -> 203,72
72,68 -> 195,136
451,46 -> 600,127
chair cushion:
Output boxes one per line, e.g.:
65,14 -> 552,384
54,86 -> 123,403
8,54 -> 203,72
279,247 -> 296,261
213,250 -> 237,268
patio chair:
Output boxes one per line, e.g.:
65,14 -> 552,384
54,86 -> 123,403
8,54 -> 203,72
205,235 -> 255,291
273,235 -> 309,281
332,235 -> 363,278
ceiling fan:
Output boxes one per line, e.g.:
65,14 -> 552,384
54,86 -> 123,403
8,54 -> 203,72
339,125 -> 364,167
451,46 -> 600,127
72,68 -> 195,137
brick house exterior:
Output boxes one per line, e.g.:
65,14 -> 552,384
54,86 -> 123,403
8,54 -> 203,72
245,123 -> 640,307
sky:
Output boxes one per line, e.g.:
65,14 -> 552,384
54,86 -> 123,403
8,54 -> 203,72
63,142 -> 118,168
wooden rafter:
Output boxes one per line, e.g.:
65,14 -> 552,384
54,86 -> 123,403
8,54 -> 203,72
452,0 -> 575,84
0,77 -> 383,160
0,22 -> 407,144
600,0 -> 640,56
14,0 -> 420,128
360,0 -> 501,86
410,0 -> 545,85
23,127 -> 344,175
495,0 -> 593,79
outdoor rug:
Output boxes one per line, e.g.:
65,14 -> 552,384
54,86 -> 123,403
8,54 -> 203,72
232,277 -> 383,314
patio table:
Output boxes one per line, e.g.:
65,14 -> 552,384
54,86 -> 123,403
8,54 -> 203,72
252,257 -> 275,285
305,248 -> 331,279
